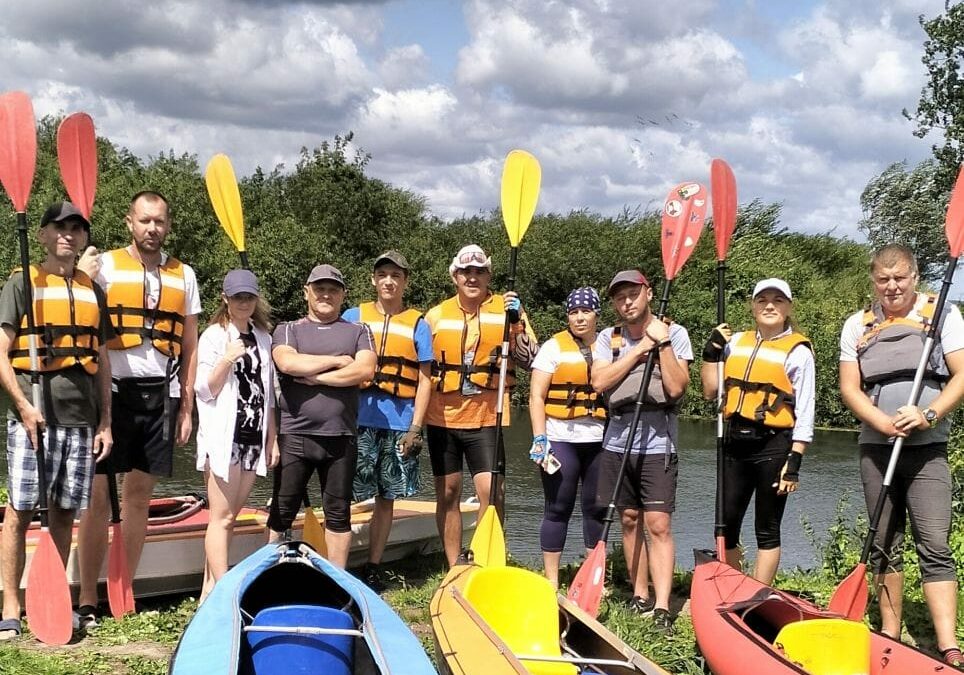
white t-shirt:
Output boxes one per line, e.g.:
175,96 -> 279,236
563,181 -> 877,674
98,249 -> 202,397
531,335 -> 605,443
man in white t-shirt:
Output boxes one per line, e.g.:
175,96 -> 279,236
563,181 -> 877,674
839,244 -> 964,667
75,191 -> 201,624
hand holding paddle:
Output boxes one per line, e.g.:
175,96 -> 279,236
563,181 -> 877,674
469,149 -> 541,568
568,181 -> 706,617
828,164 -> 964,619
0,91 -> 73,645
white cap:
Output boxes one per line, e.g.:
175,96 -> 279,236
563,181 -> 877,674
752,278 -> 793,301
449,244 -> 492,274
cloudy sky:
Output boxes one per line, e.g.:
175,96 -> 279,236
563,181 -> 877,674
0,0 -> 948,239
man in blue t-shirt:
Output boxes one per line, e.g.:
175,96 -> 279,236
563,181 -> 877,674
342,251 -> 433,591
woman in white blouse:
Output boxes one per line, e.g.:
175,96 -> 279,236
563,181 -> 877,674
195,269 -> 278,601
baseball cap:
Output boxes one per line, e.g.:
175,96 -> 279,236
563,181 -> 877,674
607,270 -> 650,296
40,201 -> 90,231
449,244 -> 492,274
752,278 -> 793,301
306,264 -> 345,288
373,250 -> 410,271
566,287 -> 601,313
223,269 -> 260,297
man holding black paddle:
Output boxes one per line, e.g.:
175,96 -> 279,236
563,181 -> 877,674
0,202 -> 113,640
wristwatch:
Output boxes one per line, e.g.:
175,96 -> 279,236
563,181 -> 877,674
922,408 -> 939,428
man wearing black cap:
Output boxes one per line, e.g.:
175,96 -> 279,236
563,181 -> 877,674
269,264 -> 376,567
342,251 -> 432,590
590,269 -> 692,632
0,202 -> 113,639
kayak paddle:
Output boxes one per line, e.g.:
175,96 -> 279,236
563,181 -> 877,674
0,91 -> 73,645
568,181 -> 706,617
469,149 -> 540,568
710,159 -> 737,561
828,164 -> 964,619
106,471 -> 135,617
204,154 -> 328,556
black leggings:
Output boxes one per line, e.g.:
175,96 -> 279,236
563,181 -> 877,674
539,441 -> 605,552
722,426 -> 791,551
267,434 -> 357,534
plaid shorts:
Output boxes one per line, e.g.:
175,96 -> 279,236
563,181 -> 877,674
353,426 -> 421,501
6,419 -> 95,511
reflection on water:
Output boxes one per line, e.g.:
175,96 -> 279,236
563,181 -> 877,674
0,411 -> 862,571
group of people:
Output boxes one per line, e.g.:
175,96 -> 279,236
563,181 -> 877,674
0,194 -> 959,666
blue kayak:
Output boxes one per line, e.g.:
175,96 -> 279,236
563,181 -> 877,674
169,542 -> 437,674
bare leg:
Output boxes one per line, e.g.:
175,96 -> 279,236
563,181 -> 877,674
923,580 -> 959,652
201,466 -> 257,602
77,474 -> 110,608
472,472 -> 505,523
621,508 -> 649,598
434,474 -> 463,567
120,470 -> 158,580
724,547 -> 743,572
368,496 -> 394,565
644,511 -> 674,611
325,531 -> 352,568
543,551 -> 562,589
1,506 -> 34,621
47,505 -> 76,565
874,571 -> 903,639
753,547 -> 781,586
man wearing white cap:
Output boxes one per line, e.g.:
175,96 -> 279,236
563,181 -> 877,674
424,244 -> 538,566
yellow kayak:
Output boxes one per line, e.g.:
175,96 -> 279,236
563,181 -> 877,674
430,563 -> 670,675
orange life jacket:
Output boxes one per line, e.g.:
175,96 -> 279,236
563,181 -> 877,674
544,329 -> 606,420
723,331 -> 811,429
103,248 -> 185,357
430,294 -> 515,393
10,266 -> 100,375
359,302 -> 423,399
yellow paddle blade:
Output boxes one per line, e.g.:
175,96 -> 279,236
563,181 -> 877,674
204,153 -> 245,252
500,149 -> 541,247
303,506 -> 327,557
469,506 -> 506,567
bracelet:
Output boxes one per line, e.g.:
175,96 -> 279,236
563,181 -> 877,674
657,339 -> 672,350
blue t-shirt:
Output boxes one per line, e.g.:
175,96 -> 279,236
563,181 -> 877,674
342,306 -> 434,431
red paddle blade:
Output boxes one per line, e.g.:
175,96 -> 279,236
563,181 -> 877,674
0,91 -> 38,212
57,113 -> 98,219
827,562 -> 869,619
661,182 -> 708,280
945,164 -> 964,257
107,522 -> 135,618
25,531 -> 73,645
710,159 -> 737,261
567,540 -> 607,617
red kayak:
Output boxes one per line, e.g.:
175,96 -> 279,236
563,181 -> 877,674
691,550 -> 948,674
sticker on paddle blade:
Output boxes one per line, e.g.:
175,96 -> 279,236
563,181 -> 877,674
661,182 -> 707,280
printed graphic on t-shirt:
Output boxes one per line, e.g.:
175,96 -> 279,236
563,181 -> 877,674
234,331 -> 264,446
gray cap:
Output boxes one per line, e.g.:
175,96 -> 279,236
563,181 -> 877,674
40,201 -> 90,231
223,269 -> 260,297
373,250 -> 409,271
607,269 -> 650,296
306,263 -> 345,288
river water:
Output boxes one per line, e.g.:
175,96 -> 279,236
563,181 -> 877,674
156,414 -> 862,571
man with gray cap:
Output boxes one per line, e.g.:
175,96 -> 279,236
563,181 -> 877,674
591,269 -> 692,632
270,263 -> 376,568
342,251 -> 432,590
0,202 -> 113,639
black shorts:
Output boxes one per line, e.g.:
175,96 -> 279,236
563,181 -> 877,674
596,450 -> 678,513
267,434 -> 357,534
426,425 -> 504,477
96,395 -> 179,478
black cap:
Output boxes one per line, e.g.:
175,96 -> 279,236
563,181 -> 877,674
306,264 -> 346,288
40,201 -> 90,231
373,250 -> 410,271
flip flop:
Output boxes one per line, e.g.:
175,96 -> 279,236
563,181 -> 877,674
0,618 -> 22,641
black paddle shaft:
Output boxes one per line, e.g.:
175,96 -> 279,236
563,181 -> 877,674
16,212 -> 51,527
859,255 -> 958,563
107,471 -> 123,525
599,279 -> 673,542
714,261 -> 726,542
490,247 -> 518,518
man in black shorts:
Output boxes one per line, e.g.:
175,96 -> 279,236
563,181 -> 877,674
270,264 -> 376,567
76,191 -> 200,624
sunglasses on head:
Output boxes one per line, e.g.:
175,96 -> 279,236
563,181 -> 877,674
458,251 -> 487,265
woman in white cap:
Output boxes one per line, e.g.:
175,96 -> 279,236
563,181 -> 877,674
699,278 -> 815,584
528,287 -> 607,587
195,269 -> 279,601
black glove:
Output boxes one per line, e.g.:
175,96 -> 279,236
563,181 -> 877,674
782,451 -> 803,484
701,323 -> 731,363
